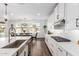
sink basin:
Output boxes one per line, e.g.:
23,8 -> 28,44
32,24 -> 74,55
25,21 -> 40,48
51,36 -> 71,42
2,40 -> 26,48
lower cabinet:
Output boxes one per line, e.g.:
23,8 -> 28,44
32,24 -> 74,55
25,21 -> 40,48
24,45 -> 28,56
12,53 -> 17,56
66,52 -> 72,56
15,43 -> 28,56
19,45 -> 28,56
56,46 -> 66,56
19,49 -> 25,56
45,35 -> 72,56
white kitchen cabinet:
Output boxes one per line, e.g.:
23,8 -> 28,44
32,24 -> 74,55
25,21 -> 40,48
54,6 -> 58,23
19,46 -> 28,56
24,45 -> 28,56
19,49 -> 25,56
45,34 -> 70,56
56,45 -> 67,56
54,3 -> 64,22
66,52 -> 72,56
58,3 -> 64,20
49,38 -> 58,56
45,35 -> 51,49
12,52 -> 17,56
45,34 -> 58,56
17,44 -> 28,56
65,3 -> 79,30
50,38 -> 67,56
45,35 -> 54,55
47,3 -> 79,31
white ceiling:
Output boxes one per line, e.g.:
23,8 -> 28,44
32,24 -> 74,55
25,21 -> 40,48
0,3 -> 56,20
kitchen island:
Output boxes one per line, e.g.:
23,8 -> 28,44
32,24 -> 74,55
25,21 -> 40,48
0,36 -> 31,56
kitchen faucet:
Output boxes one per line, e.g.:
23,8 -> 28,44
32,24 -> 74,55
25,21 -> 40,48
8,24 -> 16,43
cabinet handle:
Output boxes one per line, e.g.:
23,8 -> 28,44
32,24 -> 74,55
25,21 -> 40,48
58,48 -> 62,52
66,52 -> 72,56
50,48 -> 53,53
66,52 -> 68,56
24,51 -> 26,56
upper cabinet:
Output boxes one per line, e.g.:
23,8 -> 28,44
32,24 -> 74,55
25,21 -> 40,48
54,3 -> 65,30
65,3 -> 79,31
47,3 -> 79,32
58,3 -> 64,20
54,3 -> 65,23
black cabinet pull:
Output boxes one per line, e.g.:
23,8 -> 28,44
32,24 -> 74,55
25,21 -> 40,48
24,51 -> 26,56
58,48 -> 62,52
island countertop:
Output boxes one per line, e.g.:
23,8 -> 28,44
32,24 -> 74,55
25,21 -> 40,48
0,36 -> 31,56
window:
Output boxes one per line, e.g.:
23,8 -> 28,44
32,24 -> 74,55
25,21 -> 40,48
0,22 -> 5,37
16,23 -> 40,33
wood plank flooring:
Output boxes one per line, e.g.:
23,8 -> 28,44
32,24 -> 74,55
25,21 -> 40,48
29,38 -> 52,56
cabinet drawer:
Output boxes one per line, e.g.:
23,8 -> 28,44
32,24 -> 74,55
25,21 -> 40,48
66,52 -> 72,56
57,46 -> 66,56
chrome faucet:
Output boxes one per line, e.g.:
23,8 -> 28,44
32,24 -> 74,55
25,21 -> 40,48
8,24 -> 16,43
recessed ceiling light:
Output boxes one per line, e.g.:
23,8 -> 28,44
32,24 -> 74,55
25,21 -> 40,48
37,13 -> 40,16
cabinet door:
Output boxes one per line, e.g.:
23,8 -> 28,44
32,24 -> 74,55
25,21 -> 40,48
48,37 -> 58,56
54,4 -> 64,22
54,6 -> 58,22
65,3 -> 79,30
24,45 -> 28,56
12,53 -> 17,56
19,49 -> 25,56
56,47 -> 65,56
58,3 -> 64,20
66,52 -> 72,56
45,35 -> 54,55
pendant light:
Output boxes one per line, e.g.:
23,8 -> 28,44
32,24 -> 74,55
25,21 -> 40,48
4,3 -> 8,22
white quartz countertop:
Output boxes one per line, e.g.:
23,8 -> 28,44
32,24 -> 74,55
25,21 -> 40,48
58,42 -> 79,56
0,36 -> 31,56
47,34 -> 79,56
0,49 -> 17,56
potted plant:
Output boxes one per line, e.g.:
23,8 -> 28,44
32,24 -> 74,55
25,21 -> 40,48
43,25 -> 47,33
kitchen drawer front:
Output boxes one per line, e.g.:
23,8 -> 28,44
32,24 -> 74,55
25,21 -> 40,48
66,51 -> 72,56
45,39 -> 53,55
56,45 -> 66,56
24,45 -> 28,56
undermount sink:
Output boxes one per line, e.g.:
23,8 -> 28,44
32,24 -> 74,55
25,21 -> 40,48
2,40 -> 26,48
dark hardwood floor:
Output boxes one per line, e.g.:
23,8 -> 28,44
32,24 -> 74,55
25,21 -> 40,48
29,38 -> 52,56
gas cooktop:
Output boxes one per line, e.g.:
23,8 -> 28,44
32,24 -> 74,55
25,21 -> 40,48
51,36 -> 71,42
